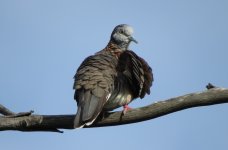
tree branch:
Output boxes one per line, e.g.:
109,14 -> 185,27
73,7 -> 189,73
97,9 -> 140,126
0,104 -> 16,116
0,87 -> 228,132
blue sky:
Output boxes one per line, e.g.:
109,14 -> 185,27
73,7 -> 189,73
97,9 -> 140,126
0,0 -> 228,149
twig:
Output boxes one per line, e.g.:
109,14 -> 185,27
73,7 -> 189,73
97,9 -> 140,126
0,104 -> 16,116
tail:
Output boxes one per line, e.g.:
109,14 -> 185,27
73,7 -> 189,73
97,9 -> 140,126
74,106 -> 85,128
74,89 -> 108,128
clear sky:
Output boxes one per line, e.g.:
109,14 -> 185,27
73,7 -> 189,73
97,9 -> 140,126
0,0 -> 228,150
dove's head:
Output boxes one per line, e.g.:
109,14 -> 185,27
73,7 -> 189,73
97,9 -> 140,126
110,24 -> 138,50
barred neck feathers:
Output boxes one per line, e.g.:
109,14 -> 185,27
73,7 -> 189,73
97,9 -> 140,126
104,41 -> 123,58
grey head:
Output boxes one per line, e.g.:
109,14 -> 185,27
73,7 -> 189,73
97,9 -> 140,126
110,24 -> 138,50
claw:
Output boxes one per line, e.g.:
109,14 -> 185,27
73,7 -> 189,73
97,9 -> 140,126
122,105 -> 131,115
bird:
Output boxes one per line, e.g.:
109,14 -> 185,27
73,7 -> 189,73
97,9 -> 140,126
73,24 -> 153,128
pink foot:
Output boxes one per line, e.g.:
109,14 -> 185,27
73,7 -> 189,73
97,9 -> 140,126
122,105 -> 132,115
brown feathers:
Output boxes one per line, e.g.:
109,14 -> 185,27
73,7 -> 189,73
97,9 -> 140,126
73,25 -> 153,128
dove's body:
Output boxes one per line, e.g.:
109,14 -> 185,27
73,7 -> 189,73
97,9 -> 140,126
73,24 -> 153,128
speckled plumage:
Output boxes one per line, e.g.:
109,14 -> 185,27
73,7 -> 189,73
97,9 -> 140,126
73,24 -> 153,128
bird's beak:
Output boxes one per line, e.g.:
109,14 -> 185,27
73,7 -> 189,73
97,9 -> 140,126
129,36 -> 138,44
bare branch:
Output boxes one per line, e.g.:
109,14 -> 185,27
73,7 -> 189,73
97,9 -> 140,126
0,104 -> 16,116
0,88 -> 228,132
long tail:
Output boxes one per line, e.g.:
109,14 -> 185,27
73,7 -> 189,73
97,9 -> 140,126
74,89 -> 108,128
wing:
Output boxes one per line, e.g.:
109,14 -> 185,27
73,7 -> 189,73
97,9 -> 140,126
117,50 -> 153,99
73,54 -> 116,128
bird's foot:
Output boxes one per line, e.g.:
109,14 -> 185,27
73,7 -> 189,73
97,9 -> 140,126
122,105 -> 131,115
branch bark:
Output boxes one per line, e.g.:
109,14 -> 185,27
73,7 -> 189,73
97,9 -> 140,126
0,87 -> 228,132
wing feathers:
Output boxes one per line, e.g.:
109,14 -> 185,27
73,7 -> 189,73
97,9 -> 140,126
118,50 -> 153,98
73,49 -> 153,128
73,54 -> 115,128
